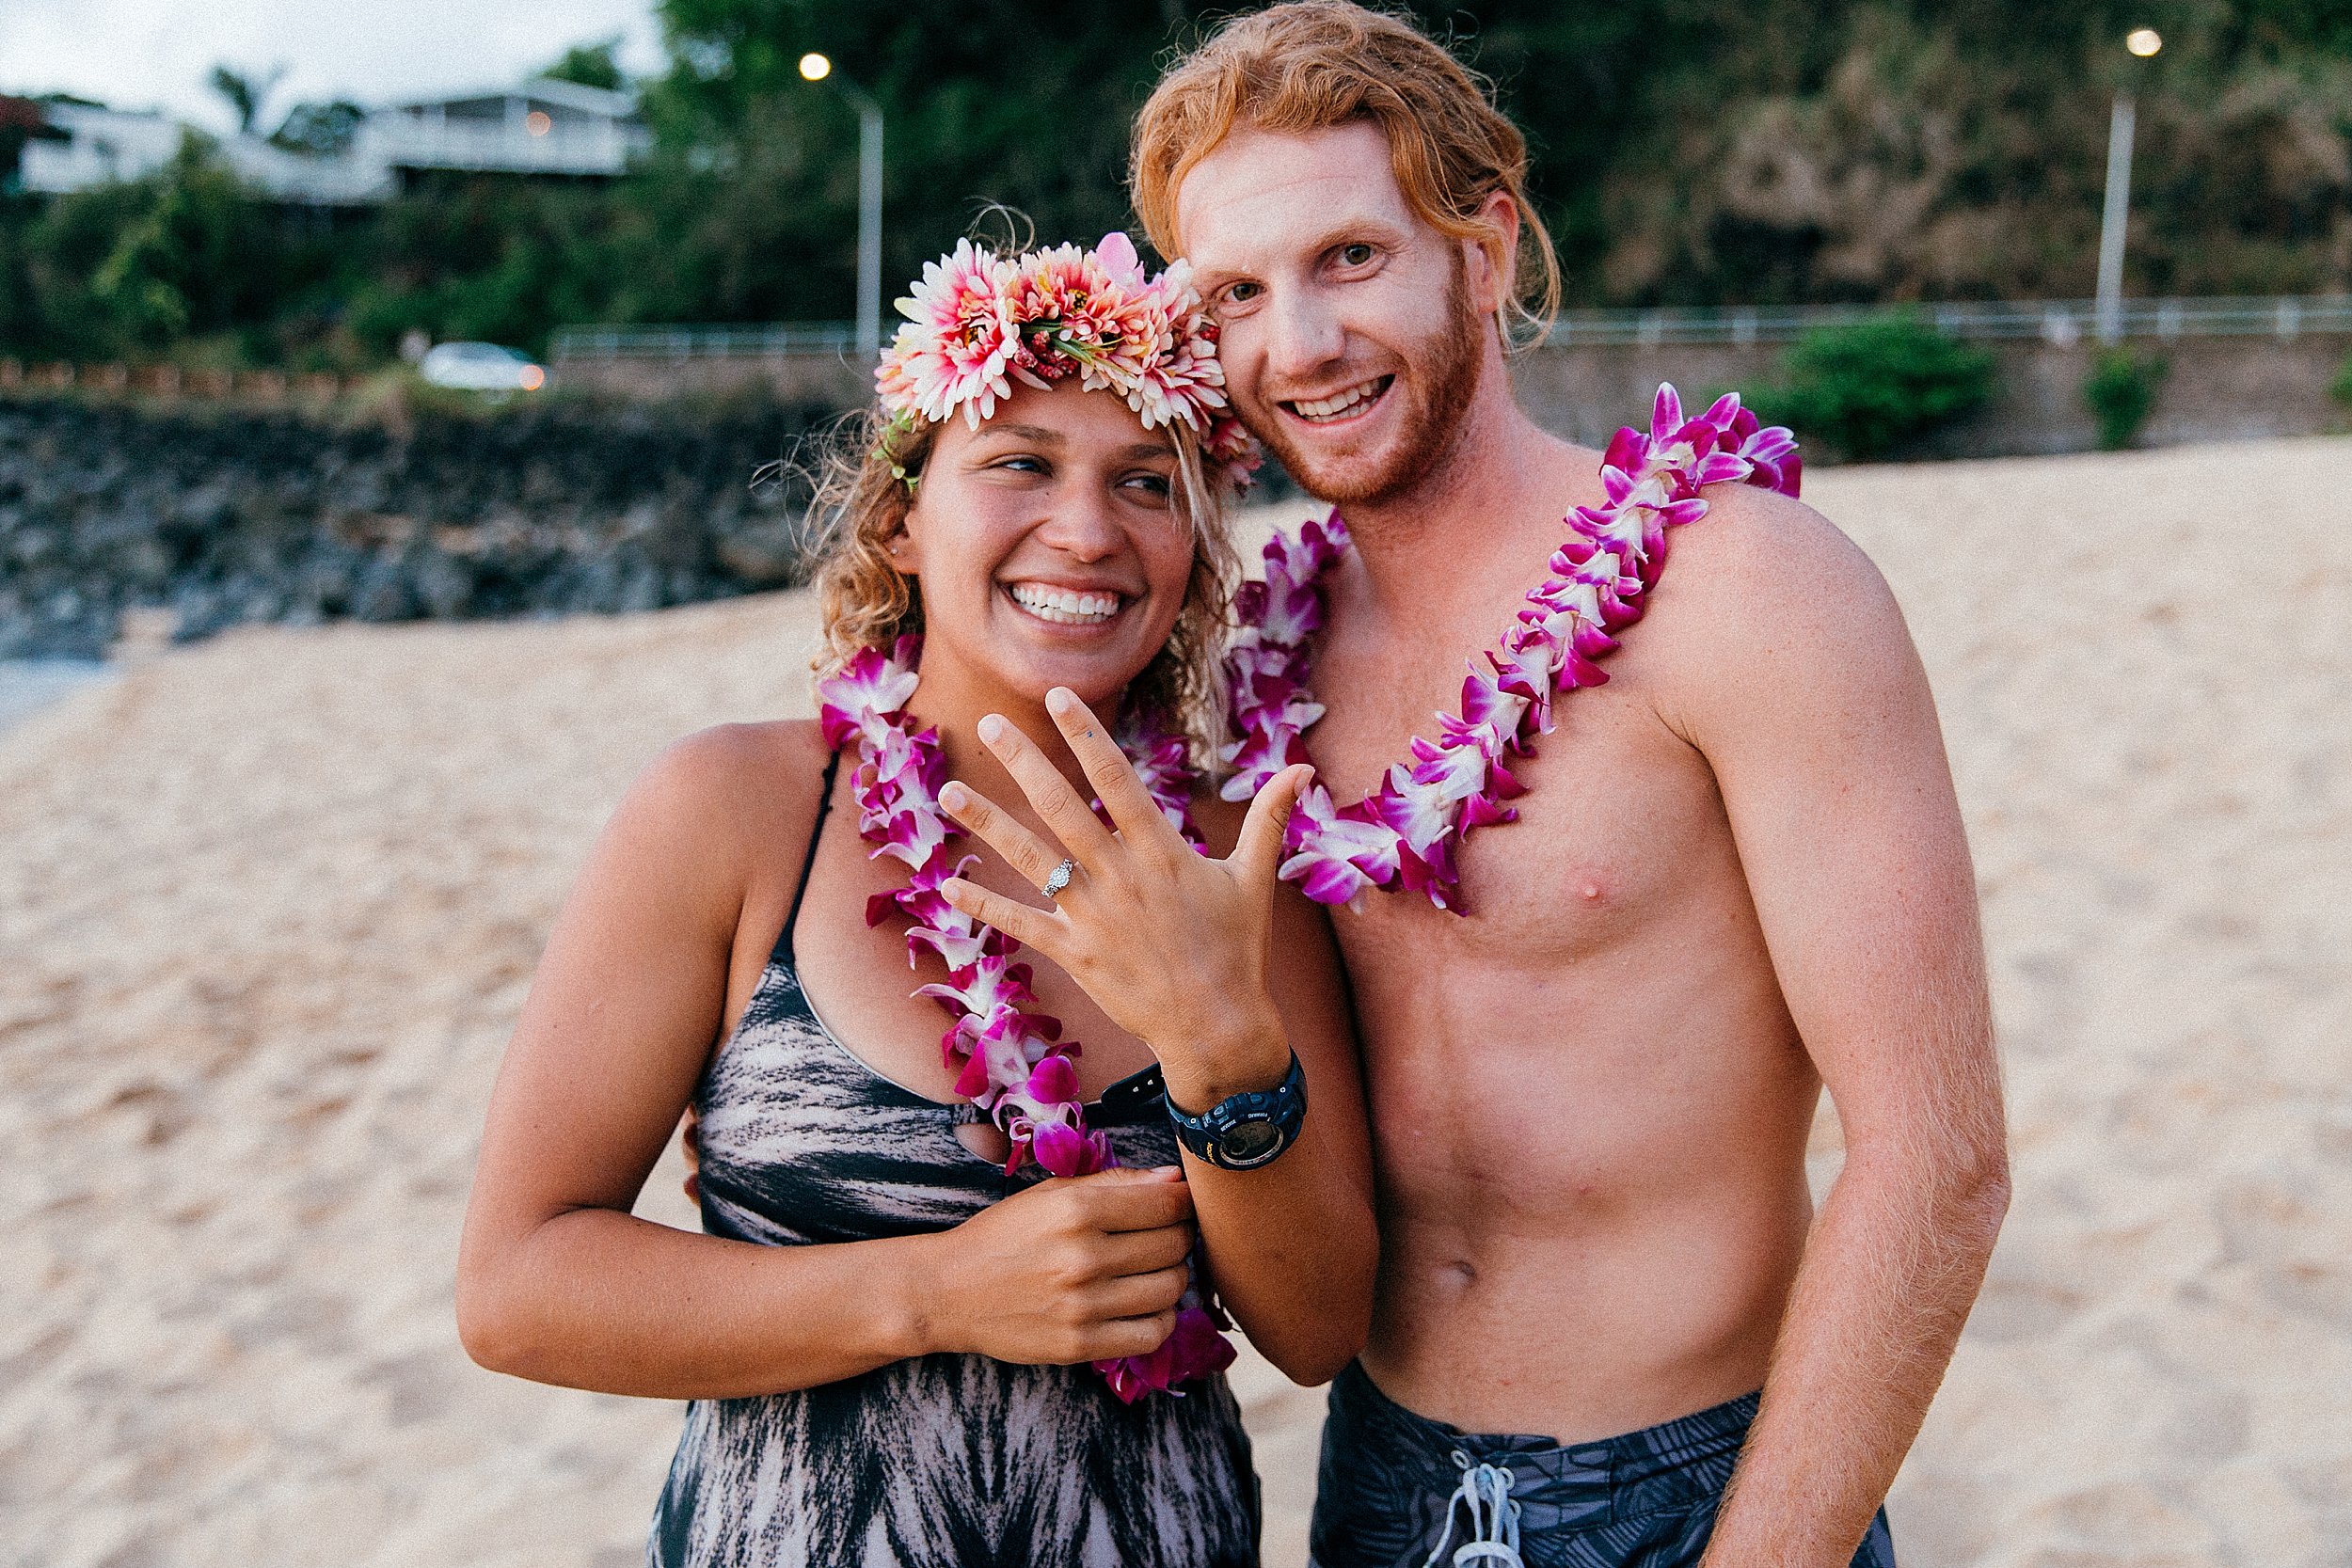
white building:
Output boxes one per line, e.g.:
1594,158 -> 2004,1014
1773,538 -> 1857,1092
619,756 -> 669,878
11,78 -> 647,206
357,78 -> 649,182
18,103 -> 390,204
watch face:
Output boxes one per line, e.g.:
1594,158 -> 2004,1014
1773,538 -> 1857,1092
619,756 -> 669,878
1220,1118 -> 1284,1165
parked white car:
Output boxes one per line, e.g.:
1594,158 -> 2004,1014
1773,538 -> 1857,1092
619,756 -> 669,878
419,341 -> 547,393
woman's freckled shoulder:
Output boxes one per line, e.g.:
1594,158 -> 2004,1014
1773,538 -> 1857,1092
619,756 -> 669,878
622,718 -> 830,848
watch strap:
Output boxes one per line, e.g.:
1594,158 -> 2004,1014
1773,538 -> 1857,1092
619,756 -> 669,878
1167,1052 -> 1307,1170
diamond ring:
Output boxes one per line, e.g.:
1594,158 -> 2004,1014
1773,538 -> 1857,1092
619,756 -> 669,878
1041,857 -> 1077,897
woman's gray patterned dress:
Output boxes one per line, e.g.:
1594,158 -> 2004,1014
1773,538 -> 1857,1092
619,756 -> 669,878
646,752 -> 1258,1568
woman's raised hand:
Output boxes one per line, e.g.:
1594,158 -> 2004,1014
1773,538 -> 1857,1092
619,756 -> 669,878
936,687 -> 1312,1109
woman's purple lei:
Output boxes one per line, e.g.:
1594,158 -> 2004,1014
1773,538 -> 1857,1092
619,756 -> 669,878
1222,385 -> 1802,913
815,637 -> 1236,1400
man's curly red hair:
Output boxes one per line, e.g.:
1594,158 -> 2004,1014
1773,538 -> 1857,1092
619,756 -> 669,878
1131,0 -> 1559,349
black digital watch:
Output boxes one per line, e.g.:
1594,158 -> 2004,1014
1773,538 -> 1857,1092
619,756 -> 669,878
1166,1052 -> 1308,1170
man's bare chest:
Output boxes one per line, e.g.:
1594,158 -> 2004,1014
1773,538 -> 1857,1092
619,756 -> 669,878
1301,638 -> 1733,959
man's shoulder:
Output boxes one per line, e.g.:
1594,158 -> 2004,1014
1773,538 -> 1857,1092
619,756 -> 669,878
1666,480 -> 1879,601
1534,429 -> 1877,603
1640,480 -> 1919,734
1652,480 -> 1903,650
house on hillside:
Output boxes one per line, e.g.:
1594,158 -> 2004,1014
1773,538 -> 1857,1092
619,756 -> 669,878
15,102 -> 389,204
352,78 -> 648,185
7,77 -> 646,205
17,103 -> 186,194
1,95 -> 70,193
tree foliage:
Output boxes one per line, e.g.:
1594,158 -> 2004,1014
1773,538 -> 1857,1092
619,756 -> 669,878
208,64 -> 287,137
545,40 -> 628,93
272,101 -> 367,158
3,0 -> 2350,365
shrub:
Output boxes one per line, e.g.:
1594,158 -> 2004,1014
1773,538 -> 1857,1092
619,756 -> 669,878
1758,311 -> 1997,461
2331,351 -> 2352,411
2082,345 -> 2169,451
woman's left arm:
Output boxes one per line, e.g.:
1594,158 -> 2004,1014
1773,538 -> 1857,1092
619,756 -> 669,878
938,689 -> 1376,1386
1184,867 -> 1377,1386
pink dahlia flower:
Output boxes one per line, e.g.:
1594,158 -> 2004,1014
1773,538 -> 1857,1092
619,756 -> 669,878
876,240 -> 1018,429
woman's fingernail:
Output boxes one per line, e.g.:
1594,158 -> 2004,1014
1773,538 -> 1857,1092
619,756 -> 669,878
1046,688 -> 1075,714
941,784 -> 968,812
977,715 -> 1004,743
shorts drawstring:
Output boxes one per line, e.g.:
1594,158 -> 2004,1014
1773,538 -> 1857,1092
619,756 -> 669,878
1422,1449 -> 1523,1568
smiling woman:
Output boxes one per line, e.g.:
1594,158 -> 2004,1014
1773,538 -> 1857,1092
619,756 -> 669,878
812,393 -> 1231,749
454,230 -> 1377,1568
811,236 -> 1252,754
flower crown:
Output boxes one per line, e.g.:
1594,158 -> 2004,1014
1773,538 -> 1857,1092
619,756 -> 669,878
874,231 -> 1261,492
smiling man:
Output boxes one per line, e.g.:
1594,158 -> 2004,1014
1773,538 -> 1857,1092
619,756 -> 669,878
1132,5 -> 2010,1565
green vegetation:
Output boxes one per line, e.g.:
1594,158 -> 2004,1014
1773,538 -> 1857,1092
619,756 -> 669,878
4,1 -> 2352,368
1753,313 -> 1997,459
1,135 -> 316,361
2082,345 -> 2169,449
207,64 -> 286,137
272,101 -> 366,158
544,39 -> 627,93
2331,350 -> 2352,410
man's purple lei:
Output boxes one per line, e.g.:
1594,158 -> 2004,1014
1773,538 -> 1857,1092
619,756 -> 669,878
815,637 -> 1236,1401
1221,385 -> 1802,913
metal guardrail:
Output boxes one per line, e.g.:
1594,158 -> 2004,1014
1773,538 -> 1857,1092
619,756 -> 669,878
552,296 -> 2352,360
1540,295 -> 2352,347
549,323 -> 861,360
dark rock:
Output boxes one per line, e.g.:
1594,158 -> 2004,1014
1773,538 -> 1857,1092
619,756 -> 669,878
617,560 -> 664,615
351,557 -> 418,623
409,548 -> 475,620
170,582 -> 233,642
0,394 -> 831,657
715,517 -> 807,586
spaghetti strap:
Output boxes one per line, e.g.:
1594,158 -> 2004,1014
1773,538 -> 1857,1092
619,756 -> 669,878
771,747 -> 843,967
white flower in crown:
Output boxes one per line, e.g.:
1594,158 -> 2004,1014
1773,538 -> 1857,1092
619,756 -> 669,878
874,231 -> 1247,455
875,238 -> 1018,428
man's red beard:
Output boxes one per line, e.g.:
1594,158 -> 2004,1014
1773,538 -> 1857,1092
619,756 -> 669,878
1253,260 -> 1485,508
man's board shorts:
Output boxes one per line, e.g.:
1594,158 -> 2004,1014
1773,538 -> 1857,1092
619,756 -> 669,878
1309,1362 -> 1898,1568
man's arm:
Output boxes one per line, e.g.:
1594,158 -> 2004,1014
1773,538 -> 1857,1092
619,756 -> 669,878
1661,492 -> 2010,1565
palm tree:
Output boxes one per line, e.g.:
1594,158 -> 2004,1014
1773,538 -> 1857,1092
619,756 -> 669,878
208,64 -> 287,136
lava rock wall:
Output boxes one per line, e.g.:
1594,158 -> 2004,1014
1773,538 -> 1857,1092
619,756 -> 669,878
0,396 -> 834,658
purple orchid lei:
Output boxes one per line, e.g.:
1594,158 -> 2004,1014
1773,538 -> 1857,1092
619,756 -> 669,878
1221,385 -> 1803,913
814,635 -> 1236,1402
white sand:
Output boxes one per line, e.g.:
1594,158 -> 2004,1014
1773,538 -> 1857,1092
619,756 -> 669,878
3,436 -> 2347,1567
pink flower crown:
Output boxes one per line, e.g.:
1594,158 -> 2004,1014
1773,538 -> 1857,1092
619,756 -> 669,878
874,231 -> 1261,491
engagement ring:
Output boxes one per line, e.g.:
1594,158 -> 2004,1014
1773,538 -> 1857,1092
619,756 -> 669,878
1041,858 -> 1076,897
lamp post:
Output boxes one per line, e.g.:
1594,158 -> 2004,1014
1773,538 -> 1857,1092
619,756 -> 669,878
2096,27 -> 2165,344
799,52 -> 882,361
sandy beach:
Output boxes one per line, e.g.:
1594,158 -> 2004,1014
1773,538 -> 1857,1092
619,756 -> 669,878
4,436 -> 2348,1567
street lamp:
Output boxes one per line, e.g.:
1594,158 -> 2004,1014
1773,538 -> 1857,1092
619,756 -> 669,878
799,52 -> 883,361
2095,28 -> 2164,343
